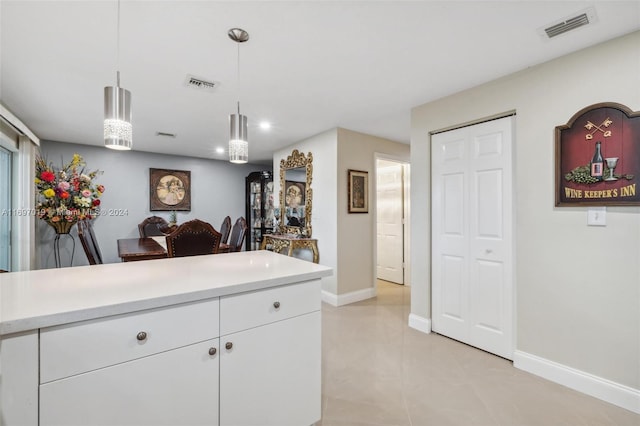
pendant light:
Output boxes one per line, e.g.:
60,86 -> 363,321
104,0 -> 132,150
228,28 -> 249,164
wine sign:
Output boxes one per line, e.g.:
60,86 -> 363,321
555,102 -> 640,206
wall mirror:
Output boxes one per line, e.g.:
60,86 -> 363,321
279,149 -> 313,237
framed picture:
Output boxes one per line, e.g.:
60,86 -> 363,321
285,181 -> 306,208
555,102 -> 639,206
348,169 -> 368,213
149,168 -> 191,211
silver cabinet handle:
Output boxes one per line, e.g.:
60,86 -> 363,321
225,342 -> 233,350
209,347 -> 217,356
136,331 -> 147,341
273,301 -> 281,309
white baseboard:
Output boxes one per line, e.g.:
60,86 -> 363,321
408,313 -> 431,334
321,287 -> 376,307
514,350 -> 640,414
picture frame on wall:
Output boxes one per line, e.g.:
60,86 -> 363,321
555,102 -> 639,207
348,169 -> 368,213
149,168 -> 191,211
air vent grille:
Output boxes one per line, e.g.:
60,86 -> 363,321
545,13 -> 589,38
539,8 -> 597,39
156,132 -> 176,138
185,75 -> 218,92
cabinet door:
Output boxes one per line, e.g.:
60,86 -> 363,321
220,312 -> 321,426
40,339 -> 219,426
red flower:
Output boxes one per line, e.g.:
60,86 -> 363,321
60,191 -> 70,199
92,199 -> 101,206
41,171 -> 55,182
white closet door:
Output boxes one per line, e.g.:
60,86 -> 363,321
431,116 -> 514,359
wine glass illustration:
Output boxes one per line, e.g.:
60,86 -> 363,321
605,157 -> 619,181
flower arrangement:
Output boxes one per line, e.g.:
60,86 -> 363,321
35,154 -> 104,233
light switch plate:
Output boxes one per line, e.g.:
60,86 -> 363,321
587,207 -> 606,226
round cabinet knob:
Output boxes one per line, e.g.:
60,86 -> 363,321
273,301 -> 281,309
225,342 -> 233,350
136,331 -> 147,341
208,347 -> 217,356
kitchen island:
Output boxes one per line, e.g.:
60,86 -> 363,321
0,250 -> 332,426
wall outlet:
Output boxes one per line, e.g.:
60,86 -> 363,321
587,207 -> 606,226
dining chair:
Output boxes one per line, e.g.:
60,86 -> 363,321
219,216 -> 232,245
77,219 -> 103,265
220,217 -> 248,253
138,216 -> 170,237
165,219 -> 222,258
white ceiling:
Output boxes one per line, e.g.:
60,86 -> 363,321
1,1 -> 639,164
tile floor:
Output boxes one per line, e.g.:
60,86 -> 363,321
319,280 -> 639,426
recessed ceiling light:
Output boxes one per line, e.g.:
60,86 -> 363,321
215,147 -> 225,154
259,121 -> 271,130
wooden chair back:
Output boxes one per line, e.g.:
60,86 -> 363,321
166,219 -> 222,258
219,216 -> 232,244
77,219 -> 103,265
138,216 -> 169,237
226,217 -> 248,253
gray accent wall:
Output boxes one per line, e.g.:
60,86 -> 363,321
38,141 -> 267,268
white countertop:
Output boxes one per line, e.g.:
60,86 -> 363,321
0,251 -> 332,336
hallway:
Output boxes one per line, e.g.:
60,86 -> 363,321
319,281 -> 638,425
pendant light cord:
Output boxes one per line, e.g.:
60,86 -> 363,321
116,0 -> 121,87
236,42 -> 241,114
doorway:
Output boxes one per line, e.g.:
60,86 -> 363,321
376,157 -> 409,286
431,116 -> 514,360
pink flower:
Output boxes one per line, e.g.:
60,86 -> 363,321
58,181 -> 71,191
81,189 -> 92,197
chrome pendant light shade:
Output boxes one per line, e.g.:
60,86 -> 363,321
104,77 -> 132,150
229,108 -> 248,164
228,28 -> 249,164
104,0 -> 132,151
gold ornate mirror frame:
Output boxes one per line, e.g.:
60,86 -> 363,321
279,149 -> 313,237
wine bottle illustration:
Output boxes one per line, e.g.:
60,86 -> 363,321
590,141 -> 604,181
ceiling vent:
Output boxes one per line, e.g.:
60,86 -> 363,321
156,132 -> 176,138
185,75 -> 218,92
539,7 -> 597,39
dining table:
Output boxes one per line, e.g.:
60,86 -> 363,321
117,236 -> 168,262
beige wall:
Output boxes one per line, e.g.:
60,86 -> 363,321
337,128 -> 409,295
411,31 -> 640,389
274,127 -> 409,299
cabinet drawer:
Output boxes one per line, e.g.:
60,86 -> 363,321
220,279 -> 320,335
40,298 -> 219,383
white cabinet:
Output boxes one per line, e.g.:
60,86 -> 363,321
220,279 -> 322,426
38,299 -> 220,426
220,312 -> 320,426
40,339 -> 220,426
30,279 -> 322,426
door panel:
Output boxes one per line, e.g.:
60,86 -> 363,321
40,339 -> 219,426
220,312 -> 321,426
376,160 -> 404,284
432,116 -> 513,360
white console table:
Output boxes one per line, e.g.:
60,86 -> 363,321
0,251 -> 332,426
